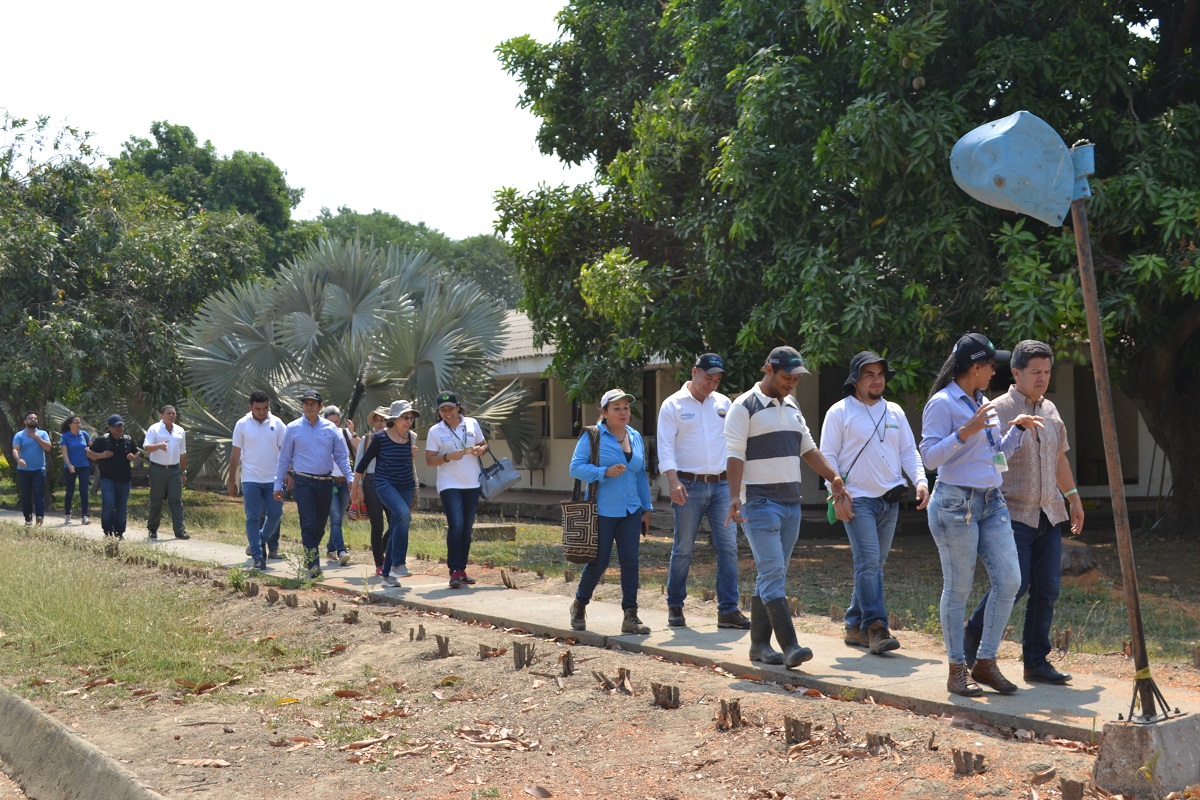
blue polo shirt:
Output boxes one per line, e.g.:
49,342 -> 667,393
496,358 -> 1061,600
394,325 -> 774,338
13,429 -> 51,471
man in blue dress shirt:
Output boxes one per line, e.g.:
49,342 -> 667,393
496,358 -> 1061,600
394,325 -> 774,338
274,389 -> 353,579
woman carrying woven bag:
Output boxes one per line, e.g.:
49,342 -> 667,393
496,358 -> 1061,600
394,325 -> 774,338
566,389 -> 654,636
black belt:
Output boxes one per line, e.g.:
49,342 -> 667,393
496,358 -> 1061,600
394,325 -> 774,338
293,471 -> 334,481
150,462 -> 180,468
677,471 -> 727,483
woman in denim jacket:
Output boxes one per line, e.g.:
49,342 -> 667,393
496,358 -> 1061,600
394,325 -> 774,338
567,389 -> 654,635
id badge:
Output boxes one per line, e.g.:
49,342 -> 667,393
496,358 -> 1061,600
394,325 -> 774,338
993,451 -> 1008,474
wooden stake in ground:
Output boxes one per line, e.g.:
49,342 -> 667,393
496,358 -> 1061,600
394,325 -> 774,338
500,569 -> 518,589
716,699 -> 743,730
559,650 -> 575,677
513,641 -> 536,670
378,620 -> 392,634
952,749 -> 986,775
283,593 -> 299,609
342,609 -> 359,624
265,588 -> 280,606
313,599 -> 333,616
434,635 -> 451,658
784,717 -> 811,744
650,683 -> 680,709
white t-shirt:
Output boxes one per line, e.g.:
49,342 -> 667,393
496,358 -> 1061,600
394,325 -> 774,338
231,412 -> 286,484
145,420 -> 186,466
425,416 -> 485,491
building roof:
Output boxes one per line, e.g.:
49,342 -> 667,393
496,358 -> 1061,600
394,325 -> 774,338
499,310 -> 547,362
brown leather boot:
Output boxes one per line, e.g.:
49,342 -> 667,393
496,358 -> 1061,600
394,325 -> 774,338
970,658 -> 1018,694
866,620 -> 900,654
570,600 -> 586,631
843,625 -> 870,648
947,662 -> 983,697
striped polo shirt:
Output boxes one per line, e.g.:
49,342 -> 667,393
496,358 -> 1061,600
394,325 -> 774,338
725,384 -> 816,503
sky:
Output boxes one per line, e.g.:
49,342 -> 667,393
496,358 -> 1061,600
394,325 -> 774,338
3,1 -> 592,240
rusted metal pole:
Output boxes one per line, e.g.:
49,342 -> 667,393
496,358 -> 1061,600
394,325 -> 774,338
1069,197 -> 1163,721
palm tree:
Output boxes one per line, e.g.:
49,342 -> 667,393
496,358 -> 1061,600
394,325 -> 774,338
181,238 -> 535,477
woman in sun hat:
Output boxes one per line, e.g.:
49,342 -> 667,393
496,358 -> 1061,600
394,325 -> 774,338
921,332 -> 1043,697
567,388 -> 655,636
352,400 -> 419,588
424,391 -> 488,589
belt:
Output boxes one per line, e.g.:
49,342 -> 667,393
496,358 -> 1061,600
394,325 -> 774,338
676,470 -> 726,483
293,471 -> 334,481
150,462 -> 180,468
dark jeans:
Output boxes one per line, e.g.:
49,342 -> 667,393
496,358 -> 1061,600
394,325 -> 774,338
966,512 -> 1063,667
440,487 -> 480,574
574,510 -> 642,610
147,463 -> 185,536
63,466 -> 91,517
293,475 -> 333,570
100,478 -> 131,536
17,469 -> 46,520
363,474 -> 393,569
375,480 -> 413,577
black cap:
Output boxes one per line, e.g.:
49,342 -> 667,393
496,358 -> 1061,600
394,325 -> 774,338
765,346 -> 809,375
299,388 -> 323,404
843,351 -> 896,396
694,353 -> 726,375
953,333 -> 1010,369
436,391 -> 459,409
106,414 -> 125,428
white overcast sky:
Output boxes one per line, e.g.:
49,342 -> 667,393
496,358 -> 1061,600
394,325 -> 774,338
3,1 -> 592,240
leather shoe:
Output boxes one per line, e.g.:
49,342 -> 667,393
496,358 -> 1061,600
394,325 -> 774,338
667,606 -> 686,627
947,662 -> 983,697
717,609 -> 751,630
971,658 -> 1018,694
1024,662 -> 1072,684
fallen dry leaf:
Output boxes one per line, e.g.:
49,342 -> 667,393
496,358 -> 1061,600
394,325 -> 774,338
524,786 -> 552,798
1032,766 -> 1057,785
277,698 -> 299,705
439,675 -> 462,686
167,758 -> 232,768
327,644 -> 348,655
333,689 -> 363,699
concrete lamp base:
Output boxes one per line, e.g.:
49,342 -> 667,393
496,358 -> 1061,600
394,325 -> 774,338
1093,714 -> 1200,799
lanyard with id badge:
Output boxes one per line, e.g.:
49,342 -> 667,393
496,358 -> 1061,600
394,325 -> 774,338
961,395 -> 1007,474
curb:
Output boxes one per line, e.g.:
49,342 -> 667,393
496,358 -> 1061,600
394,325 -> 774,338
0,687 -> 163,800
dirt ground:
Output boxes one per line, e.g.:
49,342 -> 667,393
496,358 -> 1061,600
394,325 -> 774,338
8,512 -> 1200,800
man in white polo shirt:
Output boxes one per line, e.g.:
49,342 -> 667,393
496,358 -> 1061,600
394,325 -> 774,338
659,353 -> 749,630
228,390 -> 287,570
144,404 -> 189,540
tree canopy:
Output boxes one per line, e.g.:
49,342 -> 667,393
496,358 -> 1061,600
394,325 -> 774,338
497,0 -> 1200,530
0,114 -> 267,463
317,206 -> 522,307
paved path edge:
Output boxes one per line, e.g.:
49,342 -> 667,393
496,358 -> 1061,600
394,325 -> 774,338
0,687 -> 164,800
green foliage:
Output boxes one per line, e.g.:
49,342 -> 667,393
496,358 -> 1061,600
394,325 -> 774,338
498,0 -> 1200,528
182,238 -> 537,476
0,113 -> 267,461
315,207 -> 522,307
112,121 -> 306,268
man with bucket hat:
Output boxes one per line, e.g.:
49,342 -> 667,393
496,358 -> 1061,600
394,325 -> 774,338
820,352 -> 929,654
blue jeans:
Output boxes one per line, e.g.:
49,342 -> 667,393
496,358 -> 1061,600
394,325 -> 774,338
63,466 -> 91,517
242,481 -> 283,560
575,511 -> 642,609
374,480 -> 413,577
17,469 -> 46,520
966,513 -> 1062,667
440,487 -> 481,574
666,479 -> 740,613
327,481 -> 348,554
292,475 -> 333,570
927,482 -> 1020,663
99,478 -> 131,536
842,495 -> 899,630
740,498 -> 802,603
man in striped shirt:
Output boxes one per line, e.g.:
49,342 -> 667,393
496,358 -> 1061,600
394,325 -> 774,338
726,346 -> 847,669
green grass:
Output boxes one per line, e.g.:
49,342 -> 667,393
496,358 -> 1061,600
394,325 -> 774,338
0,523 -> 310,692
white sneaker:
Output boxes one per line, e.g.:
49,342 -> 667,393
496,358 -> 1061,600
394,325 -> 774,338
380,575 -> 400,588
64,515 -> 71,525
391,564 -> 412,577
338,551 -> 351,566
81,516 -> 90,525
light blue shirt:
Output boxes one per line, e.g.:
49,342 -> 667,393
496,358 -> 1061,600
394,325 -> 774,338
920,381 -> 1025,490
569,422 -> 654,518
274,415 -> 352,491
13,429 -> 50,471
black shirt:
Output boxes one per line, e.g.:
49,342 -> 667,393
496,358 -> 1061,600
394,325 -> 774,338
89,433 -> 142,482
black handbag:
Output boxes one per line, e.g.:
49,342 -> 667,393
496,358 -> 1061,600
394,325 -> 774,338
561,426 -> 601,564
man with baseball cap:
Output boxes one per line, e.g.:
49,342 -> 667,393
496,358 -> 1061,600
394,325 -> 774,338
658,353 -> 749,630
87,414 -> 143,540
274,388 -> 353,579
820,351 -> 929,655
725,345 -> 848,669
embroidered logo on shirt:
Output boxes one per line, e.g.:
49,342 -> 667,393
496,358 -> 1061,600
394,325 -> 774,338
680,412 -> 696,420
717,408 -> 727,417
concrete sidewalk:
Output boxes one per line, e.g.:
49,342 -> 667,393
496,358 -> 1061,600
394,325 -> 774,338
5,509 -> 1195,743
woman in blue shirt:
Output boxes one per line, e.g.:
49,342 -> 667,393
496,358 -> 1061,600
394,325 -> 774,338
59,415 -> 92,525
921,333 -> 1042,697
567,389 -> 654,636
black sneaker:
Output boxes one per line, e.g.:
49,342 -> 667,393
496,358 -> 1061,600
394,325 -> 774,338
459,572 -> 476,585
449,572 -> 463,589
175,531 -> 190,540
253,558 -> 267,571
148,532 -> 158,541
308,567 -> 324,580
245,545 -> 253,556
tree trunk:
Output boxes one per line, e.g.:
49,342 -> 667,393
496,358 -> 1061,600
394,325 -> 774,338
1120,335 -> 1200,537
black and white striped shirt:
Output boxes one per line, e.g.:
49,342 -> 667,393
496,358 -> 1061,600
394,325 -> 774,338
724,385 -> 816,502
